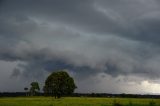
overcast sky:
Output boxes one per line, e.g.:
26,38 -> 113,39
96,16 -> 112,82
1,0 -> 160,94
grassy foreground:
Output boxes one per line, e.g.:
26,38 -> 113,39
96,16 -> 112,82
0,97 -> 160,106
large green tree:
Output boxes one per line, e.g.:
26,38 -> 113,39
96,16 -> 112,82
44,71 -> 77,98
30,82 -> 40,96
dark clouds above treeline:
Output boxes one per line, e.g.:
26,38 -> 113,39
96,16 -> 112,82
1,0 -> 160,93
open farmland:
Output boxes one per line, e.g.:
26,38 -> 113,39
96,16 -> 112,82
0,97 -> 160,106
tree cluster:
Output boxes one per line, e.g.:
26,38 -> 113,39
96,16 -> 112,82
24,70 -> 77,98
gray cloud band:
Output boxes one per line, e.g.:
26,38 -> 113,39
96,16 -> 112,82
0,0 -> 160,80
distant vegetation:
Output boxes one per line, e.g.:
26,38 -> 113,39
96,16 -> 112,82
1,92 -> 160,99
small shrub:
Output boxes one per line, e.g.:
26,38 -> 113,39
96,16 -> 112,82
101,104 -> 108,106
128,100 -> 133,106
149,100 -> 156,106
113,100 -> 123,106
49,104 -> 53,106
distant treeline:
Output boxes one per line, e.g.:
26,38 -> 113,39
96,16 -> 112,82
0,92 -> 160,98
73,93 -> 160,99
0,92 -> 43,97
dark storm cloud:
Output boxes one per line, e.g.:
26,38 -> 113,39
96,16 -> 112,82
1,0 -> 160,44
1,0 -> 160,92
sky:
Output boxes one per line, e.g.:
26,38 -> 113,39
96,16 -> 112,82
0,0 -> 160,94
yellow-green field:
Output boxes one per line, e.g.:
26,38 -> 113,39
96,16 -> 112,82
0,97 -> 160,106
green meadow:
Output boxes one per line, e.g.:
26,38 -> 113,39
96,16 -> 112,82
0,97 -> 160,106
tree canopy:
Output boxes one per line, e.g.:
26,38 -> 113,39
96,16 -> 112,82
30,82 -> 40,96
44,71 -> 77,98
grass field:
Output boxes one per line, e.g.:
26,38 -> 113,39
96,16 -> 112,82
0,97 -> 160,106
